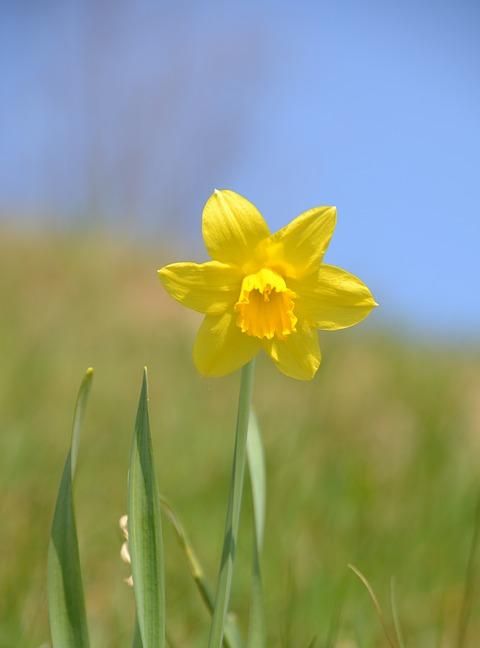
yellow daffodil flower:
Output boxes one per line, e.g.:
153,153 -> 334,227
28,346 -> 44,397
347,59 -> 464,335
158,190 -> 377,380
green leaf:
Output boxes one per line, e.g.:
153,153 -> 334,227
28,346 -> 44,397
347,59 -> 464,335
208,360 -> 256,648
246,411 -> 266,648
47,368 -> 93,648
128,368 -> 165,648
160,496 -> 244,648
247,412 -> 265,550
132,617 -> 143,648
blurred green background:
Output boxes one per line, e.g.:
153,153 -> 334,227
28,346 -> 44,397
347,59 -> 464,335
2,1 -> 480,646
2,229 -> 480,646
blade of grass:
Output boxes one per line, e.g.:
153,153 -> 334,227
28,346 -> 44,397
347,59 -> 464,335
128,368 -> 165,648
348,564 -> 397,648
159,496 -> 243,648
246,410 -> 266,648
47,368 -> 93,648
457,494 -> 480,648
390,578 -> 405,648
306,637 -> 317,648
208,360 -> 256,648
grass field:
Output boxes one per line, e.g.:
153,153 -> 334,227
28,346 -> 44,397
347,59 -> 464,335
2,227 -> 480,647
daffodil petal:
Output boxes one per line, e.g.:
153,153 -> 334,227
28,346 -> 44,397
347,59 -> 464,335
266,206 -> 336,277
292,264 -> 378,330
158,261 -> 241,314
202,190 -> 270,266
263,324 -> 321,380
193,312 -> 261,377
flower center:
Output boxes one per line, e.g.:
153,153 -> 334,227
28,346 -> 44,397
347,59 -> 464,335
234,268 -> 297,340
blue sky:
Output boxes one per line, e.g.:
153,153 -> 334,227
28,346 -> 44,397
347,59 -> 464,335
1,1 -> 479,337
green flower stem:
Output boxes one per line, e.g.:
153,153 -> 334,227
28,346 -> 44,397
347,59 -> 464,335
208,359 -> 256,648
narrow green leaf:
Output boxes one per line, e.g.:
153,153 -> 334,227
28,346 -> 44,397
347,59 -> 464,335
132,617 -> 143,648
208,360 -> 256,648
246,411 -> 266,648
128,368 -> 165,648
48,368 -> 93,648
247,412 -> 265,550
160,496 -> 244,648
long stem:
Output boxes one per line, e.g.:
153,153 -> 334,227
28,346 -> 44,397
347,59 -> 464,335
208,359 -> 256,648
